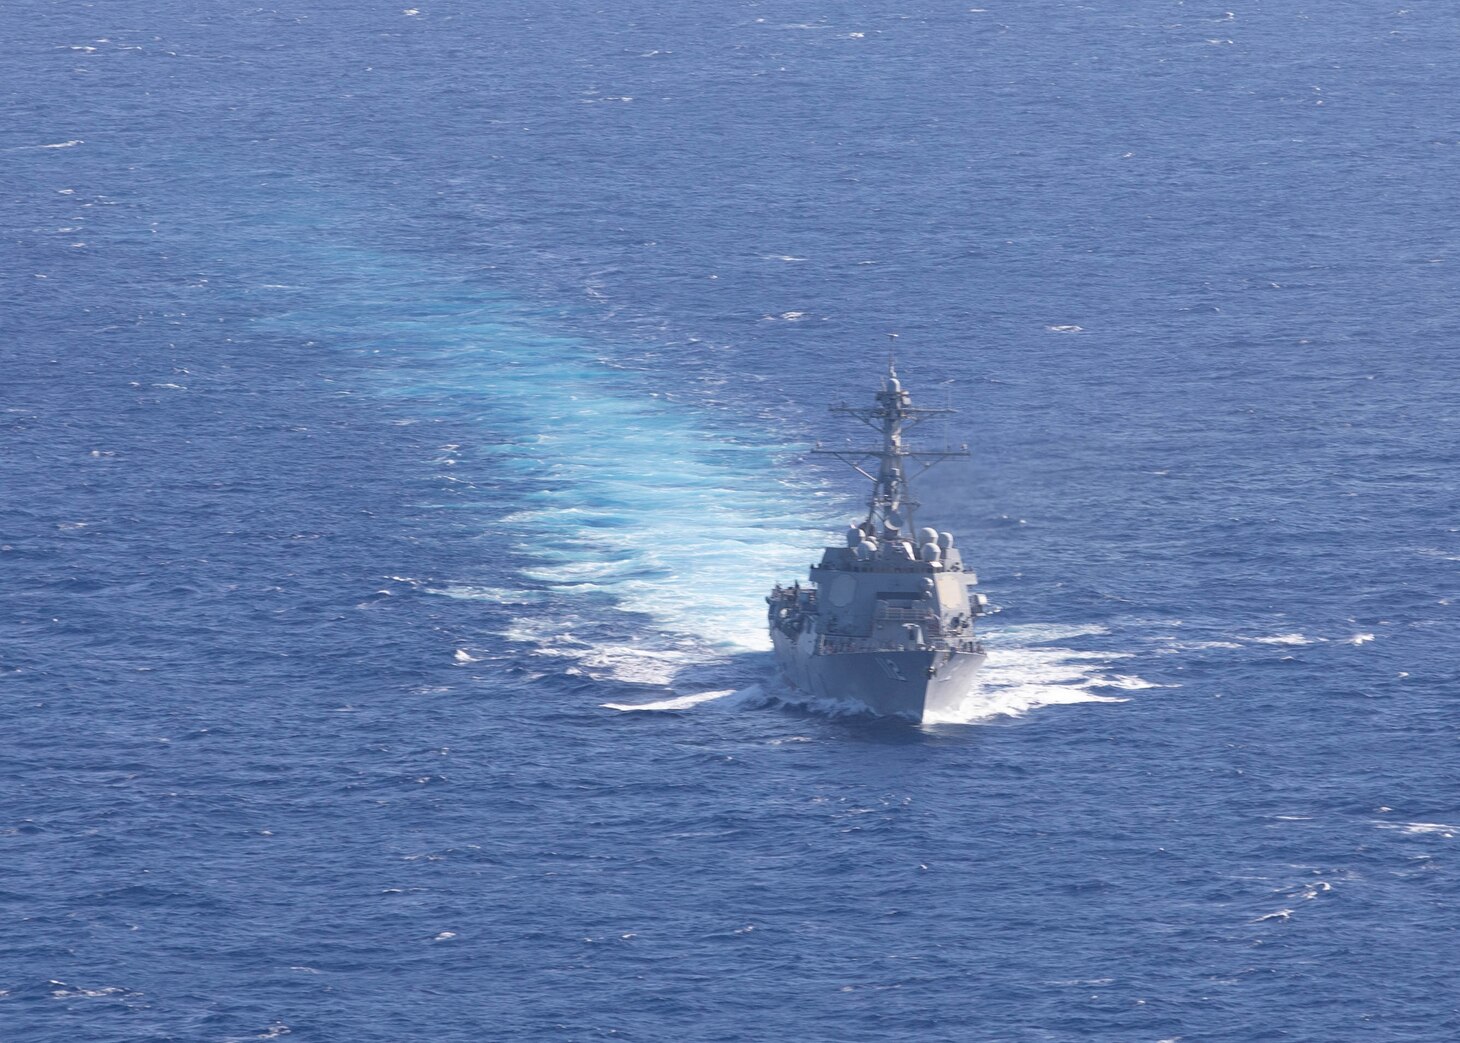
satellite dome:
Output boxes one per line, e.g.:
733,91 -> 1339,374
918,527 -> 938,545
937,531 -> 954,550
920,542 -> 940,561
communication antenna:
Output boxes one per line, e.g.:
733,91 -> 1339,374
941,378 -> 956,451
812,340 -> 968,535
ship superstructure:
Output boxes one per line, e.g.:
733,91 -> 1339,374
767,367 -> 987,719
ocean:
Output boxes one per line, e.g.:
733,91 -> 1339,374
4,1 -> 1458,1039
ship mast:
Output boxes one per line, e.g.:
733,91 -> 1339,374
812,356 -> 969,536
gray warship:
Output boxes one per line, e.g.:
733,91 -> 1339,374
766,367 -> 987,720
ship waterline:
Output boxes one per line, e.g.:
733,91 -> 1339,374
770,632 -> 988,719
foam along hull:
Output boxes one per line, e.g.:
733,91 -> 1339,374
771,629 -> 986,721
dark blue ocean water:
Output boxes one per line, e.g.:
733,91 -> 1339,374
5,2 -> 1459,1039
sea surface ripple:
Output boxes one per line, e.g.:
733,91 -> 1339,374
3,2 -> 1458,1040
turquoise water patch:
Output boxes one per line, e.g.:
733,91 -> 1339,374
258,242 -> 830,654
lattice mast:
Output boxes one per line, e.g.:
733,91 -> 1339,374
812,358 -> 969,536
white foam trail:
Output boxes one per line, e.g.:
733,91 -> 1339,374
574,646 -> 703,686
990,623 -> 1110,643
275,245 -> 1150,717
921,633 -> 1157,725
503,618 -> 714,685
258,243 -> 826,662
584,623 -> 1153,724
1089,673 -> 1173,691
436,584 -> 549,605
732,631 -> 1151,726
388,323 -> 825,652
603,689 -> 738,711
501,445 -> 821,651
1251,633 -> 1318,645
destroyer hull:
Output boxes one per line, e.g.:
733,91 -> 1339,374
771,630 -> 986,721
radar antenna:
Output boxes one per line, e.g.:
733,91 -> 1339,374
813,357 -> 969,535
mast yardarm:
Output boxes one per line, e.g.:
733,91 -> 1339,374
811,364 -> 969,535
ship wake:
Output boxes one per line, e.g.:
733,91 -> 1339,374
254,224 -> 1158,728
599,624 -> 1155,724
916,623 -> 1156,725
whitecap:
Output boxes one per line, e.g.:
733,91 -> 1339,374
49,983 -> 128,999
1416,548 -> 1460,562
1250,909 -> 1293,923
1251,632 -> 1317,645
1377,821 -> 1456,838
1092,673 -> 1178,691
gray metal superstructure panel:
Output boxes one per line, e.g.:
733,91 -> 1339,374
771,629 -> 986,720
